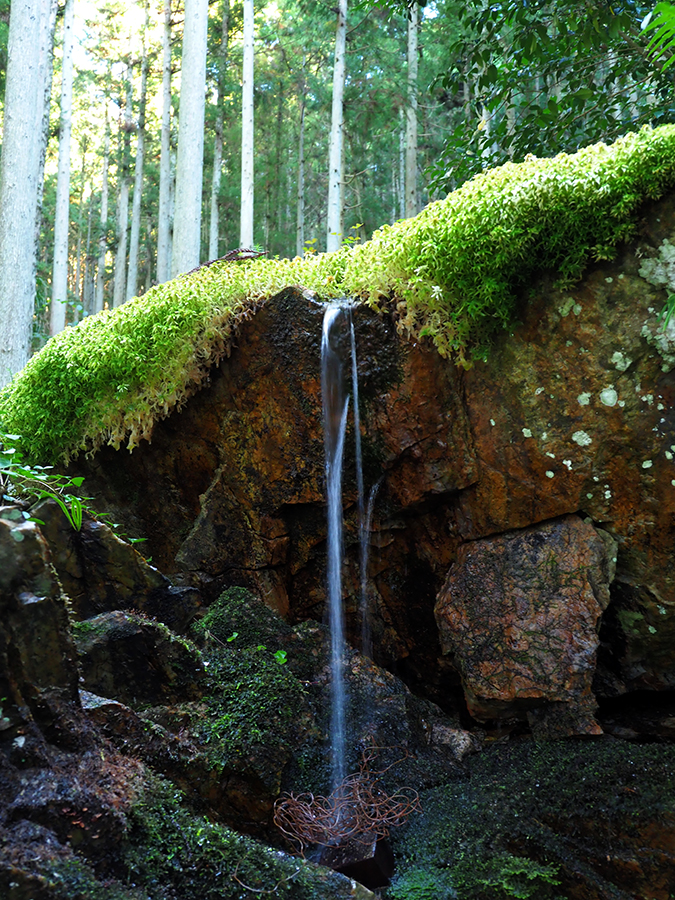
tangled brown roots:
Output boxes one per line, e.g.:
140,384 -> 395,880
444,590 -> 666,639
273,744 -> 421,854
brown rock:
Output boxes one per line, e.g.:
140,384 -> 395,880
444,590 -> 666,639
70,192 -> 675,724
434,515 -> 617,735
33,499 -> 201,632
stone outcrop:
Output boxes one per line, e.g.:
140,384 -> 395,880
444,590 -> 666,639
70,190 -> 675,733
34,498 -> 201,632
434,515 -> 617,736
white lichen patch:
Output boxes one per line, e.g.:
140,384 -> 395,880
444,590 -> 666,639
618,400 -> 625,408
605,277 -> 613,284
586,492 -> 593,499
641,394 -> 654,405
522,428 -> 533,438
611,350 -> 632,372
642,460 -> 653,468
546,452 -> 556,459
572,430 -> 592,446
658,403 -> 665,411
490,418 -> 495,426
573,303 -> 582,315
558,297 -> 575,317
605,489 -> 612,499
577,392 -> 591,406
666,451 -> 673,460
535,387 -> 545,395
599,387 -> 618,407
563,459 -> 573,470
638,238 -> 675,290
546,470 -> 555,478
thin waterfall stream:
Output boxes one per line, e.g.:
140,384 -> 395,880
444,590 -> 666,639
321,299 -> 375,793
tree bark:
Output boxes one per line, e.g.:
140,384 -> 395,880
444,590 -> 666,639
326,0 -> 347,252
208,0 -> 229,261
0,0 -> 54,385
171,0 -> 209,277
405,2 -> 418,219
94,113 -> 110,314
156,0 -> 173,283
50,0 -> 76,336
240,0 -> 254,248
112,71 -> 132,307
127,10 -> 150,301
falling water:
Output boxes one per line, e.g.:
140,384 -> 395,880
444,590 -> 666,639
322,303 -> 351,790
360,480 -> 381,660
322,300 -> 378,791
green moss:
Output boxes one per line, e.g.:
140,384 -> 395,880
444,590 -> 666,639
385,739 -> 675,900
191,586 -> 292,650
124,774 -> 356,899
4,125 -> 675,462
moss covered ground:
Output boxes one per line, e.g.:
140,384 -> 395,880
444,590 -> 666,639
384,739 -> 675,900
3,126 -> 675,462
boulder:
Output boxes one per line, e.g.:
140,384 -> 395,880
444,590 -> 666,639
73,610 -> 205,708
0,508 -> 79,736
33,499 -> 201,633
71,191 -> 675,728
434,515 -> 617,735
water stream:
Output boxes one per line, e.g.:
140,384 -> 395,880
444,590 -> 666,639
321,300 -> 375,791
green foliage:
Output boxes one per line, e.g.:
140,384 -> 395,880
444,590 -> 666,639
5,126 -> 675,462
430,0 -> 674,191
0,431 -> 84,529
645,2 -> 675,69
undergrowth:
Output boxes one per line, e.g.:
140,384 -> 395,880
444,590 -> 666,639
3,125 -> 675,463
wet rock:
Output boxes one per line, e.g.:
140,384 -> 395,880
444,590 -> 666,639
73,610 -> 205,708
0,510 -> 79,736
435,515 -> 617,735
33,499 -> 201,632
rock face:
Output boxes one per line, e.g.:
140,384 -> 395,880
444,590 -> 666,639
72,192 -> 675,734
435,515 -> 617,736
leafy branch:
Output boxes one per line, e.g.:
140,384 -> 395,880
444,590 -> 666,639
0,431 -> 85,531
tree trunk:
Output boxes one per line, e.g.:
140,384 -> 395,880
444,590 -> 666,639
112,72 -> 132,307
405,3 -> 418,219
208,0 -> 229,261
398,106 -> 405,219
0,0 -> 54,385
94,113 -> 110,314
73,148 -> 88,312
156,0 -> 173,283
326,0 -> 347,252
240,0 -> 254,248
171,0 -> 209,277
296,90 -> 306,257
127,10 -> 150,301
50,0 -> 76,336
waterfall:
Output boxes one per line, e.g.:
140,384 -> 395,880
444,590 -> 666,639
322,300 -> 376,791
322,303 -> 350,790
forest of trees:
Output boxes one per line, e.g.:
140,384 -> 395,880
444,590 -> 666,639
0,0 -> 673,386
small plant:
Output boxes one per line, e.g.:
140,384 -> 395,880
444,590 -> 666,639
658,292 -> 675,331
0,431 -> 84,530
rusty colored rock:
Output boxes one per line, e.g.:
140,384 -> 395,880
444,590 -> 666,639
434,515 -> 617,735
69,192 -> 675,726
